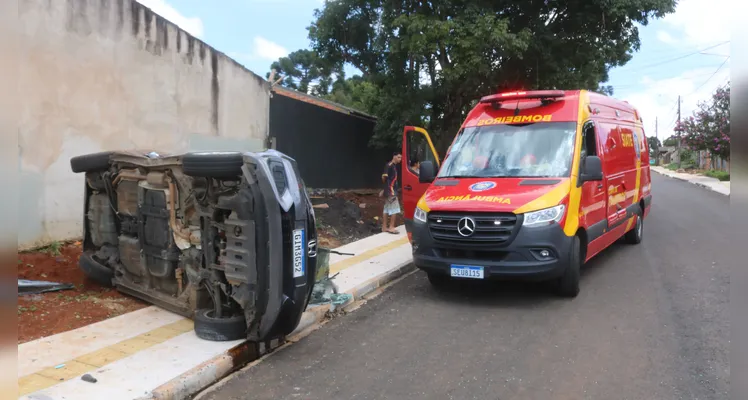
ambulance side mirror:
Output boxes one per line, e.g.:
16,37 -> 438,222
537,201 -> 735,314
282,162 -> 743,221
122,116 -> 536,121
419,161 -> 437,183
580,156 -> 603,182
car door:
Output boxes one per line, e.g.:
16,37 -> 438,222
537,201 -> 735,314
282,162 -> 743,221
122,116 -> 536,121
600,123 -> 627,227
578,121 -> 607,246
401,126 -> 440,226
618,124 -> 639,221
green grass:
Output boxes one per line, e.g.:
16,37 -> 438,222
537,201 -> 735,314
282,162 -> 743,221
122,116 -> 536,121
38,241 -> 63,256
704,170 -> 730,181
666,163 -> 679,171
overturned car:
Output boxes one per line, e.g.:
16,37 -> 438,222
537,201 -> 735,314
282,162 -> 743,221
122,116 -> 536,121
70,150 -> 317,342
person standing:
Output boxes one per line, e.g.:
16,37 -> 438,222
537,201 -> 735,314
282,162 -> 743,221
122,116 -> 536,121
382,151 -> 402,234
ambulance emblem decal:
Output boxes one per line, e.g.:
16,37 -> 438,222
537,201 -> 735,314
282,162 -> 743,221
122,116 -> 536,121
469,181 -> 496,192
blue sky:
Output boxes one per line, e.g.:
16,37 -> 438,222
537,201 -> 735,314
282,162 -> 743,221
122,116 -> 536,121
138,0 -> 732,142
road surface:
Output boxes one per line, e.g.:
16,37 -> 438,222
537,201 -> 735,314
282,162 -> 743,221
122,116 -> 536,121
200,173 -> 730,400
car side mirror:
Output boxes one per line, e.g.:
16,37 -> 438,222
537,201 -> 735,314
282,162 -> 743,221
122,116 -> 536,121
419,161 -> 437,184
580,156 -> 603,182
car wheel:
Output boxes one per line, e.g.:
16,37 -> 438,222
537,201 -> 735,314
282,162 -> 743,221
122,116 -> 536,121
194,309 -> 247,341
555,235 -> 581,298
70,152 -> 113,173
426,272 -> 451,289
624,210 -> 643,245
182,152 -> 245,179
78,252 -> 114,287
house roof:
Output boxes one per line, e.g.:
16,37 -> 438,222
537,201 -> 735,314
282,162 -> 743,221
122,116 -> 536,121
271,86 -> 378,122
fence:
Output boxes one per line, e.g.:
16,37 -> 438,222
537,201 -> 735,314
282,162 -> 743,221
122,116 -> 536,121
269,88 -> 392,189
694,151 -> 730,172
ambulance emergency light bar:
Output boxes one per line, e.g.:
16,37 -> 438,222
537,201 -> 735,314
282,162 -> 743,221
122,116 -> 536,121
479,90 -> 566,104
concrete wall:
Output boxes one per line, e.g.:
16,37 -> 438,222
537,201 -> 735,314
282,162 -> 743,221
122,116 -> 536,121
17,0 -> 271,249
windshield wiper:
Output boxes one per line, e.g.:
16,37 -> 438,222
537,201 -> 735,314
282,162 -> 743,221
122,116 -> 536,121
438,175 -> 474,179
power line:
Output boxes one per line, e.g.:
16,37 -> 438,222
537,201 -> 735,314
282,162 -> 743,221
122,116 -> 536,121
610,69 -> 728,91
689,57 -> 730,96
615,41 -> 729,73
699,52 -> 730,58
620,40 -> 728,65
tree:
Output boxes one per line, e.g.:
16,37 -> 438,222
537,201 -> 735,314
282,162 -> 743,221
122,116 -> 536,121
266,49 -> 336,95
678,83 -> 730,161
323,75 -> 380,117
663,136 -> 678,147
308,0 -> 677,149
647,136 -> 661,161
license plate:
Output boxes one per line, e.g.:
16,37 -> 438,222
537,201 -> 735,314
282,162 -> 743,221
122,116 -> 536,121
450,265 -> 484,279
293,229 -> 305,278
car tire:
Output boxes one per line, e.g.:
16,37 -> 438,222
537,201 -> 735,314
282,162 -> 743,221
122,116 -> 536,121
79,252 -> 114,287
555,235 -> 581,298
70,152 -> 113,173
194,309 -> 247,341
426,272 -> 451,289
624,209 -> 643,245
182,152 -> 244,178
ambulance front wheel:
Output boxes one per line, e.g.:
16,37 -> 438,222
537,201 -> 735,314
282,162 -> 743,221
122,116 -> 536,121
427,272 -> 451,289
555,235 -> 581,298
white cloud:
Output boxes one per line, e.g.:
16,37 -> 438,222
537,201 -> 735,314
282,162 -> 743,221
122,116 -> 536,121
656,31 -> 677,45
136,0 -> 204,38
251,37 -> 288,61
622,64 -> 730,142
661,0 -> 740,53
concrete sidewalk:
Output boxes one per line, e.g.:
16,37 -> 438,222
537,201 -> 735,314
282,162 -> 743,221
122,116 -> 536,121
18,227 -> 413,400
651,166 -> 730,196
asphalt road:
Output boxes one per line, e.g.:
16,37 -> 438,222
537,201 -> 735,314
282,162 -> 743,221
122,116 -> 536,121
200,172 -> 730,400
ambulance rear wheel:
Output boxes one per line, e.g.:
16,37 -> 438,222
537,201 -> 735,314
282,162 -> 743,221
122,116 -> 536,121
624,210 -> 643,245
555,235 -> 581,298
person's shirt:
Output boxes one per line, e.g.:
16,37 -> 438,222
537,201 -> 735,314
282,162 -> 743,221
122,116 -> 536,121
384,162 -> 398,197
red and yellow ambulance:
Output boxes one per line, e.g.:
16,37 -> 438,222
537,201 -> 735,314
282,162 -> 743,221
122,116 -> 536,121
401,90 -> 652,297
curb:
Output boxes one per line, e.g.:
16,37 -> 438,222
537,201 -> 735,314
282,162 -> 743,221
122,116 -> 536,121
146,260 -> 415,400
651,168 -> 729,196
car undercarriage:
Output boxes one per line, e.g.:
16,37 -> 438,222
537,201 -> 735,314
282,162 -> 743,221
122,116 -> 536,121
70,150 -> 318,342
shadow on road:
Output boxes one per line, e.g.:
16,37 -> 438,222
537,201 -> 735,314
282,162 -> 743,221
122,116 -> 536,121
411,240 -> 632,308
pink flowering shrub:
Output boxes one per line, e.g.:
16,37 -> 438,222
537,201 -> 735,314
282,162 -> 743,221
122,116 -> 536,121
678,83 -> 730,160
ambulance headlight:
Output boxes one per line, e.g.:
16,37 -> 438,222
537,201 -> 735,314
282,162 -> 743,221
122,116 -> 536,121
414,206 -> 428,223
522,205 -> 565,227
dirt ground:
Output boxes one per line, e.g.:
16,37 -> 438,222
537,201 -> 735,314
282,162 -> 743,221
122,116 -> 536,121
16,191 -> 402,343
312,191 -> 403,248
17,243 -> 147,344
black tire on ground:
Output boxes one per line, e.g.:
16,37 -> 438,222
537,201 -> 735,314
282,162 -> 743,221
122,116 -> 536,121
182,152 -> 245,178
624,208 -> 644,245
555,235 -> 581,298
70,152 -> 113,173
79,252 -> 114,287
426,272 -> 451,289
194,309 -> 247,341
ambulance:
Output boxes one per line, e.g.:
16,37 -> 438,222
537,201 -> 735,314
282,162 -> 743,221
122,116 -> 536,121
401,90 -> 652,297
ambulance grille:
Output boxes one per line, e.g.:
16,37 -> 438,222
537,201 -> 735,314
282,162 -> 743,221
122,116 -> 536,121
427,212 -> 519,245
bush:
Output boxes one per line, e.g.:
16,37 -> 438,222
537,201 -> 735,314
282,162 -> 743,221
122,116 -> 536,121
681,162 -> 697,170
666,163 -> 679,171
705,170 -> 730,181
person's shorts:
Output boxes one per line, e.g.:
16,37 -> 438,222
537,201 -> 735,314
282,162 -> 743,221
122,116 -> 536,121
383,196 -> 401,216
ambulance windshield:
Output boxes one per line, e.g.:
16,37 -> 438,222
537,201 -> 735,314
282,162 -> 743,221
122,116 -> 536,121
438,122 -> 576,178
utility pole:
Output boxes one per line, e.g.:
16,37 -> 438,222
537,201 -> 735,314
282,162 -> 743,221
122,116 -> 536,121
655,116 -> 659,165
676,96 -> 682,169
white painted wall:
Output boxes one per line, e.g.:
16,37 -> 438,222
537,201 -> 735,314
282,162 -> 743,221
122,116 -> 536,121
16,0 -> 270,249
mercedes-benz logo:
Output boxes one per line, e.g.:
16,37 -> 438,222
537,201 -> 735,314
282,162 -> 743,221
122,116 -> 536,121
457,217 -> 476,237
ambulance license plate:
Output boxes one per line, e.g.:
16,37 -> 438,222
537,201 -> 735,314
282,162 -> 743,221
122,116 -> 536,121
450,265 -> 484,279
